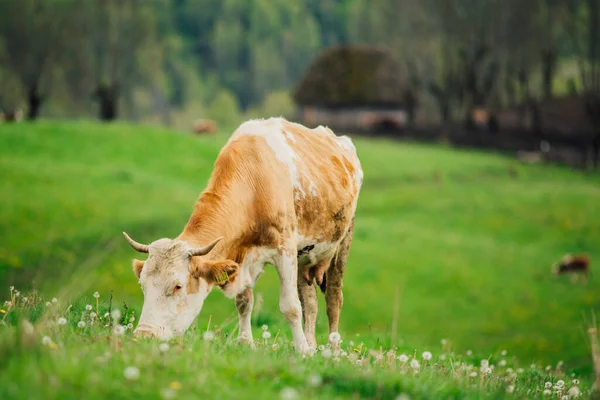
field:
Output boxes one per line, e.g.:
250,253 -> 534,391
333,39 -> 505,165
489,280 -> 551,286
0,121 -> 599,399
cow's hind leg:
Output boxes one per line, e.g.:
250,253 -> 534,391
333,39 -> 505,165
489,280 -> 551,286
325,220 -> 354,342
298,267 -> 318,350
235,288 -> 255,347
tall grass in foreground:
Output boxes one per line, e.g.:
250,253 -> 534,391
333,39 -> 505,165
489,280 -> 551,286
0,287 -> 593,399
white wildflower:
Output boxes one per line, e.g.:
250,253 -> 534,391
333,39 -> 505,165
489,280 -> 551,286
556,380 -> 565,388
356,359 -> 363,365
410,359 -> 420,370
15,291 -> 20,297
322,348 -> 332,358
42,336 -> 53,345
543,389 -> 552,396
397,354 -> 409,363
483,367 -> 492,375
469,371 -> 478,378
127,323 -> 133,329
349,340 -> 355,347
480,359 -> 489,368
317,344 -> 325,351
422,351 -> 432,361
90,312 -> 97,318
261,324 -> 268,331
77,321 -> 86,328
52,297 -> 57,303
93,292 -> 100,298
45,302 -> 51,307
530,364 -> 537,369
129,316 -> 135,323
545,382 -> 552,389
280,387 -> 298,400
516,368 -> 524,374
572,379 -> 579,386
123,366 -> 140,381
307,373 -> 322,387
561,396 -> 569,400
439,354 -> 446,361
499,359 -> 507,367
271,343 -> 279,351
159,343 -> 170,353
85,305 -> 92,311
466,350 -> 473,356
501,349 -> 507,356
104,312 -> 110,318
329,332 -> 341,344
22,297 -> 28,303
395,394 -> 411,400
57,317 -> 67,325
262,331 -> 271,340
441,338 -> 448,345
506,385 -> 514,394
545,365 -> 551,372
203,331 -> 215,342
10,286 -> 14,291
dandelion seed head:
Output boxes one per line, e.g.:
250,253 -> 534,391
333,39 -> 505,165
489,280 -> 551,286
545,365 -> 551,371
395,394 -> 411,400
262,331 -> 271,339
561,396 -> 569,400
42,336 -> 53,345
469,371 -> 478,378
127,323 -> 133,329
501,349 -> 507,356
439,354 -> 446,361
45,302 -> 51,306
556,380 -> 565,388
543,389 -> 552,396
15,291 -> 20,297
90,312 -> 97,318
410,359 -> 420,370
203,331 -> 215,342
124,366 -> 140,381
506,385 -> 514,394
517,368 -> 524,374
271,343 -> 279,351
129,316 -> 135,323
480,359 -> 489,368
499,359 -> 507,367
93,291 -> 100,298
329,332 -> 341,344
22,297 -> 28,302
77,321 -> 86,328
322,348 -> 332,358
307,373 -> 322,387
280,387 -> 298,400
466,350 -> 473,356
545,382 -> 552,389
422,351 -> 432,361
85,305 -> 92,311
349,340 -> 355,347
261,324 -> 268,331
161,388 -> 176,400
568,386 -> 582,398
159,343 -> 170,353
52,298 -> 57,303
572,379 -> 580,386
113,325 -> 125,336
318,344 -> 325,351
111,309 -> 121,321
57,317 -> 67,326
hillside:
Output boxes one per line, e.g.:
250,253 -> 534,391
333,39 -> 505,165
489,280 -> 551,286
1,121 -> 599,379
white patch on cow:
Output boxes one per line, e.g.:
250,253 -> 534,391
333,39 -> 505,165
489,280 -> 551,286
335,135 -> 364,190
337,135 -> 356,151
221,246 -> 278,298
232,118 -> 306,198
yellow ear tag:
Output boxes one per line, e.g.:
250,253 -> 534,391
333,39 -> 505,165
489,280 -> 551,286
216,271 -> 229,284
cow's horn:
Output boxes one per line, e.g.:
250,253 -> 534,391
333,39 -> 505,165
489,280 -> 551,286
188,237 -> 223,257
123,232 -> 149,253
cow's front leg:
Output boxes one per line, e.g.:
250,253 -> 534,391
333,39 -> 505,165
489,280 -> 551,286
275,248 -> 310,353
235,287 -> 255,347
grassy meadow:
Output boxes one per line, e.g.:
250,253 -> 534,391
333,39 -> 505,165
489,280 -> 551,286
0,121 -> 599,399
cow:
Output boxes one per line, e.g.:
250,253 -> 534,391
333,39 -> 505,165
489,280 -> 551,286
552,254 -> 590,282
123,117 -> 363,353
192,119 -> 219,135
0,108 -> 24,123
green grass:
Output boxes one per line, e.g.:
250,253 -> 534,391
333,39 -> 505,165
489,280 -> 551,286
1,121 -> 599,398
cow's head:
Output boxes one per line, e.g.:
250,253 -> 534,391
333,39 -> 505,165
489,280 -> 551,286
123,232 -> 238,339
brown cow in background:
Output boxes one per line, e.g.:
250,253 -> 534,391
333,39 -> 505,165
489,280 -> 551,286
1,109 -> 24,123
192,119 -> 218,134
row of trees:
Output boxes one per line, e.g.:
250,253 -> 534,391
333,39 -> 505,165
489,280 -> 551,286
0,0 -> 599,128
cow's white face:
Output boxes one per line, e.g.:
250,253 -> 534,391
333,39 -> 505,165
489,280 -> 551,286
122,234 -> 238,340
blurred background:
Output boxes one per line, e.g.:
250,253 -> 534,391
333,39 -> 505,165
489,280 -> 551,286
1,0 -> 600,376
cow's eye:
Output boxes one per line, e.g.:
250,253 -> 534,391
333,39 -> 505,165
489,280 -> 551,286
174,285 -> 182,291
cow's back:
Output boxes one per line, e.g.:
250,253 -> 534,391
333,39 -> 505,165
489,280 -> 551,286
229,118 -> 362,249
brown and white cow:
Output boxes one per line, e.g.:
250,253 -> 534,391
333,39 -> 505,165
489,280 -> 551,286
123,117 -> 363,352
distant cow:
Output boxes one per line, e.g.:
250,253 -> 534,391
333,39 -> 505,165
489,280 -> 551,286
123,117 -> 363,352
553,254 -> 590,281
192,119 -> 218,134
1,109 -> 23,123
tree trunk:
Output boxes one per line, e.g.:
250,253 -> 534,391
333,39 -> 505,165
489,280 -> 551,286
26,82 -> 43,120
541,48 -> 557,99
95,83 -> 119,121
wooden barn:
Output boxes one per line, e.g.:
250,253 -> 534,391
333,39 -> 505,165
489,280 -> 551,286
293,45 -> 408,133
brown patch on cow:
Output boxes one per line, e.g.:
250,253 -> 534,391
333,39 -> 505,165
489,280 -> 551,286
235,288 -> 253,315
282,307 -> 300,322
132,259 -> 145,278
186,274 -> 200,294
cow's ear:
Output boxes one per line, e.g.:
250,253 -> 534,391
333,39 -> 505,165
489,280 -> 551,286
133,259 -> 145,278
191,259 -> 239,285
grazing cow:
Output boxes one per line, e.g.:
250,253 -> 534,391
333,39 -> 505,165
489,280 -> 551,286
123,117 -> 363,352
192,119 -> 218,134
0,109 -> 24,123
553,254 -> 590,281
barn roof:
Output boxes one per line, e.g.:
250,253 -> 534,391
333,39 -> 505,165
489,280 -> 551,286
293,45 -> 406,108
